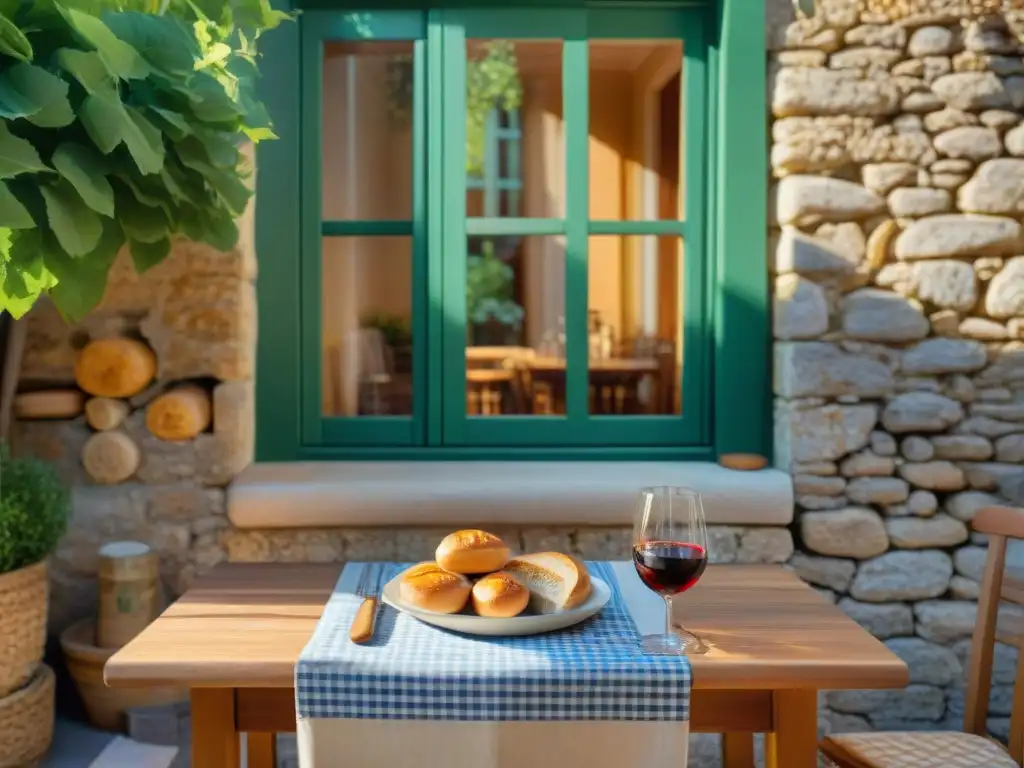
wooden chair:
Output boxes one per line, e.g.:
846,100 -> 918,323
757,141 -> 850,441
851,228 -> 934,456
820,504 -> 1024,768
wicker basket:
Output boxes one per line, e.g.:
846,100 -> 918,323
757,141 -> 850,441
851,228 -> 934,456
0,663 -> 55,768
61,618 -> 187,732
0,560 -> 48,698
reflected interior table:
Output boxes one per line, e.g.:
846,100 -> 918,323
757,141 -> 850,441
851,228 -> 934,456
104,563 -> 908,768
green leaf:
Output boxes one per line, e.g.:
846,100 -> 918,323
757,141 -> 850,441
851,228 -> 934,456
179,156 -> 249,216
0,270 -> 39,318
2,229 -> 56,318
52,143 -> 114,217
122,106 -> 165,174
43,220 -> 123,322
197,41 -> 231,69
60,7 -> 150,80
185,72 -> 242,123
158,165 -> 186,201
0,122 -> 48,178
192,129 -> 240,168
102,12 -> 198,77
0,62 -> 74,126
80,91 -> 124,154
0,13 -> 32,62
0,180 -> 33,228
116,189 -> 169,244
145,106 -> 191,141
56,49 -> 116,94
40,178 -> 103,256
115,172 -> 170,210
183,206 -> 237,252
128,235 -> 170,272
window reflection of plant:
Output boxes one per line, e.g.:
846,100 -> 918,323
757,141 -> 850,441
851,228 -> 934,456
385,40 -> 522,176
361,311 -> 412,350
466,241 -> 524,331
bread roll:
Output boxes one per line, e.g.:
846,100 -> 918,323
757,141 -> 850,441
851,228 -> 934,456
502,553 -> 592,614
399,562 -> 472,614
435,530 -> 510,574
471,572 -> 530,618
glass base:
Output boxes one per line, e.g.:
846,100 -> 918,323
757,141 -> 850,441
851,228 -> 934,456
640,630 -> 706,656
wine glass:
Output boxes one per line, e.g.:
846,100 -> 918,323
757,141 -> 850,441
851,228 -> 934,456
632,486 -> 708,655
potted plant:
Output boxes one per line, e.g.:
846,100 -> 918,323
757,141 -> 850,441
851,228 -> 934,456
0,442 -> 69,764
467,241 -> 524,346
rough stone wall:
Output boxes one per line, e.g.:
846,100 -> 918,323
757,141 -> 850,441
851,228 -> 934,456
11,217 -> 258,631
769,0 -> 1024,743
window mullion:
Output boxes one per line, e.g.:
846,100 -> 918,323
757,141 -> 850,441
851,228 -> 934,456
426,12 -> 445,446
562,37 -> 589,425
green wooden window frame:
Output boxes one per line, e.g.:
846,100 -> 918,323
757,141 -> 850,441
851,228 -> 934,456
254,0 -> 768,462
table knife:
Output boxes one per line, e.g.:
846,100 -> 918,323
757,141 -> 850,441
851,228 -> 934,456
350,563 -> 383,644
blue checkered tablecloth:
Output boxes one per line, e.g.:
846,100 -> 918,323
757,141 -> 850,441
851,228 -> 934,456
295,561 -> 691,721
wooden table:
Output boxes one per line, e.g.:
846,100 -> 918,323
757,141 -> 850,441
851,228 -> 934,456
104,564 -> 907,768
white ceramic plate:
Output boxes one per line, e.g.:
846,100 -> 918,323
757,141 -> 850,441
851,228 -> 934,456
381,572 -> 612,636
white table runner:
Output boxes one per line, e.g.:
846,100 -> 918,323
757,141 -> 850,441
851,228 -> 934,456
295,561 -> 690,768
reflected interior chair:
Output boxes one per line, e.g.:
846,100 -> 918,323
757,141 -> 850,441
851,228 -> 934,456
465,346 -> 534,415
351,328 -> 393,415
820,504 -> 1024,768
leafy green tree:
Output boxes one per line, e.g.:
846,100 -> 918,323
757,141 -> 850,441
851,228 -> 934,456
0,0 -> 290,321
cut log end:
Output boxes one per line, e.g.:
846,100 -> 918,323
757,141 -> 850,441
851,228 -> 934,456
82,431 -> 141,485
75,338 -> 157,399
13,389 -> 85,420
145,385 -> 212,441
85,397 -> 130,431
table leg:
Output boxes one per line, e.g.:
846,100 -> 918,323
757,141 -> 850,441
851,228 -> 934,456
191,688 -> 240,768
721,732 -> 755,768
764,690 -> 818,768
247,733 -> 278,768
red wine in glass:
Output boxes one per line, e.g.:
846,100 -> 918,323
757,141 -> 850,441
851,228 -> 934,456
633,541 -> 708,595
632,486 -> 708,655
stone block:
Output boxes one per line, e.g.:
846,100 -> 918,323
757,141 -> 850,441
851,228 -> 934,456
896,214 -> 1022,261
773,68 -> 900,118
774,275 -> 829,339
841,289 -> 929,342
885,514 -> 968,549
849,550 -> 952,602
775,401 -> 878,467
882,392 -> 964,433
790,553 -> 857,592
774,342 -> 894,398
801,507 -> 889,559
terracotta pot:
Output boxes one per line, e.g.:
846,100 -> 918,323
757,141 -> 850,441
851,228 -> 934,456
61,618 -> 187,733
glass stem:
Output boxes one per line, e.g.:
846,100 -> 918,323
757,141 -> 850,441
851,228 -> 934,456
664,594 -> 674,637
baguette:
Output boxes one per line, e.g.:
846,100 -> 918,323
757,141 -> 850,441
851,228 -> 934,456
502,552 -> 591,614
435,530 -> 510,574
399,562 -> 472,614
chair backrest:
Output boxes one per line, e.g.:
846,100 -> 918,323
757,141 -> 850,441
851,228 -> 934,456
966,505 -> 1024,757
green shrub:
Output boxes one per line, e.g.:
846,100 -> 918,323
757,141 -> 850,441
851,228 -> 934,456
0,443 -> 69,574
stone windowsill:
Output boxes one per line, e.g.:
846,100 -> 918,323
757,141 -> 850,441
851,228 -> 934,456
227,461 -> 794,529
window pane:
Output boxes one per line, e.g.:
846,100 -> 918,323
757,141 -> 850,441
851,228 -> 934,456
322,237 -> 413,416
588,40 -> 683,221
587,235 -> 682,415
465,235 -> 564,416
464,40 -> 564,219
322,41 -> 414,220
